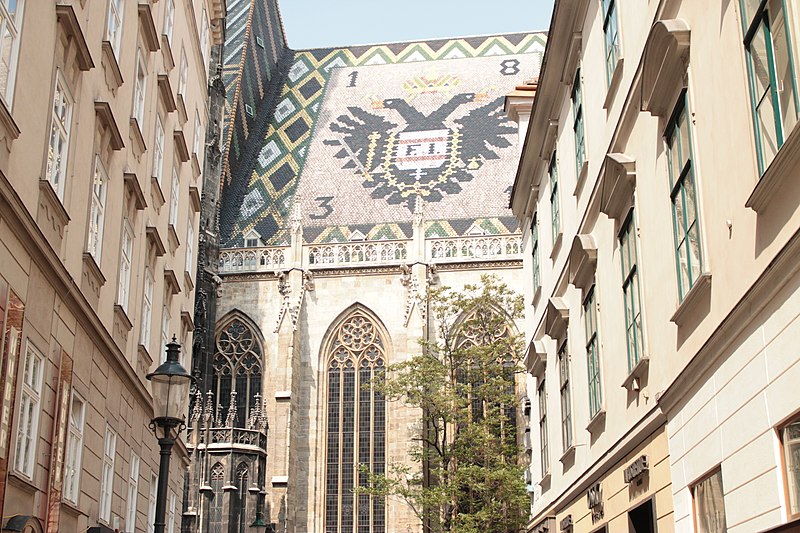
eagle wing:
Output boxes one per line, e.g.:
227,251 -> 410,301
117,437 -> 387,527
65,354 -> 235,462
453,96 -> 516,163
324,107 -> 397,174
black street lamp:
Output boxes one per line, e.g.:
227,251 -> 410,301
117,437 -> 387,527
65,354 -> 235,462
147,336 -> 193,533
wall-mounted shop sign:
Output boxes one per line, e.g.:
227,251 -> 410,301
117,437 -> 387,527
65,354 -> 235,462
560,514 -> 573,531
624,455 -> 649,483
586,482 -> 604,523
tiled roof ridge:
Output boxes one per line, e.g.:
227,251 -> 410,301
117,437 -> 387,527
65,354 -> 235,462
221,0 -> 258,183
271,0 -> 289,50
288,29 -> 548,53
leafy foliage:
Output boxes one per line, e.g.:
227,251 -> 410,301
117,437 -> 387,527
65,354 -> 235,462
361,275 -> 528,532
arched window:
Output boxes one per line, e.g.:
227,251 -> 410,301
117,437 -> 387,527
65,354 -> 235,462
325,308 -> 386,533
207,463 -> 225,533
230,463 -> 249,533
454,305 -> 518,437
213,315 -> 263,427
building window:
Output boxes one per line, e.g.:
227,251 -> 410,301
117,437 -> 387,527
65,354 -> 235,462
740,0 -> 799,174
167,490 -> 176,533
63,391 -> 85,504
0,0 -> 24,106
200,7 -> 210,66
619,209 -> 644,372
186,223 -> 195,275
105,0 -> 124,59
601,0 -> 620,85
572,69 -> 586,174
193,110 -> 202,156
99,425 -> 117,523
212,316 -> 263,427
178,48 -> 188,97
169,165 -> 179,227
46,71 -> 73,199
153,115 -> 165,184
140,268 -> 154,348
537,376 -> 549,475
693,469 -> 727,533
87,156 -> 109,261
583,286 -> 602,419
549,151 -> 560,243
231,464 -> 249,533
558,339 -> 572,451
161,304 -> 171,361
781,416 -> 800,518
14,342 -> 44,478
245,103 -> 254,117
147,473 -> 157,533
531,214 -> 540,291
325,308 -> 386,533
132,49 -> 147,127
126,452 -> 140,532
207,463 -> 224,533
665,92 -> 703,301
163,0 -> 175,44
118,220 -> 134,311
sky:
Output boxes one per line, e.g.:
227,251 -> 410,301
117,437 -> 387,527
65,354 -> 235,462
278,0 -> 555,50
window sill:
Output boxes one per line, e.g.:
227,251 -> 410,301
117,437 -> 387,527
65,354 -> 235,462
150,176 -> 166,208
138,343 -> 153,372
177,93 -> 188,125
573,160 -> 589,197
586,409 -> 606,435
746,124 -> 800,213
603,57 -> 624,110
191,153 -> 202,177
81,252 -> 106,306
8,470 -> 38,494
540,472 -> 551,486
549,232 -> 563,260
559,444 -> 576,465
0,96 -> 20,150
184,271 -> 194,292
531,285 -> 542,307
670,272 -> 712,326
167,223 -> 181,252
100,41 -> 124,88
129,117 -> 147,154
622,356 -> 650,392
161,35 -> 175,70
37,179 -> 71,243
113,304 -> 133,332
60,498 -> 84,517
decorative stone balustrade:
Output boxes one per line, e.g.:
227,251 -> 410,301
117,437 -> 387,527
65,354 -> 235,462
187,426 -> 268,451
217,234 -> 522,274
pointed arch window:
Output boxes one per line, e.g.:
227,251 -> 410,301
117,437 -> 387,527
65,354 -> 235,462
325,308 -> 386,533
206,463 -> 224,533
454,305 -> 518,442
230,463 -> 249,533
212,316 -> 263,427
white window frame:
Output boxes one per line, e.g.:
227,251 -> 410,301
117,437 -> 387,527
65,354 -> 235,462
193,110 -> 202,156
46,70 -> 73,200
14,342 -> 44,478
161,304 -> 171,362
186,223 -> 195,275
178,48 -> 188,97
105,0 -> 124,59
200,7 -> 210,67
147,473 -> 157,533
87,156 -> 109,261
118,219 -> 134,311
99,424 -> 117,524
63,391 -> 85,505
132,49 -> 147,126
0,0 -> 25,107
126,452 -> 140,532
169,165 -> 179,227
153,115 -> 165,184
162,0 -> 175,44
140,267 -> 154,348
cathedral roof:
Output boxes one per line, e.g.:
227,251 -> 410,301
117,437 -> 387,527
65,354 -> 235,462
219,5 -> 546,247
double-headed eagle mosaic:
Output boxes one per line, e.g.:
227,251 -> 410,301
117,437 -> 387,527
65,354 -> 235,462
324,92 -> 515,210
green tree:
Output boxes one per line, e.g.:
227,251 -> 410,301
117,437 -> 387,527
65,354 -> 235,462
362,274 -> 529,533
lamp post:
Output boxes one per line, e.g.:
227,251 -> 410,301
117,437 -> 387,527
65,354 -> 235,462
146,336 -> 193,533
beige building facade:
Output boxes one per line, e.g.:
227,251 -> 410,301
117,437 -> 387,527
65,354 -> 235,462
512,0 -> 800,532
0,0 -> 221,531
